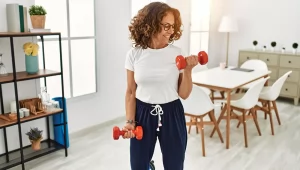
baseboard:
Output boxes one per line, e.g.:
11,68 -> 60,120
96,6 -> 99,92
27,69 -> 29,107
69,116 -> 125,138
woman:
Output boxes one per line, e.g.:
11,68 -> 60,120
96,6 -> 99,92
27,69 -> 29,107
124,2 -> 198,170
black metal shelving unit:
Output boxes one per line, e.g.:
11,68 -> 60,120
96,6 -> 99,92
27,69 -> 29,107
0,32 -> 68,170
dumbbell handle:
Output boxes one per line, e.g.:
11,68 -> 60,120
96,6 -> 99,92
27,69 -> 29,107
113,126 -> 143,140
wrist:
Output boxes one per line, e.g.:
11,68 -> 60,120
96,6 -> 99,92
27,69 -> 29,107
126,119 -> 137,125
183,69 -> 192,75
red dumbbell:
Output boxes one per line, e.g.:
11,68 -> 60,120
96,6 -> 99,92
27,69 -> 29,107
113,126 -> 143,140
176,51 -> 208,70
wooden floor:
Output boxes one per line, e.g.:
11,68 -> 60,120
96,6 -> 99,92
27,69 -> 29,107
9,98 -> 300,170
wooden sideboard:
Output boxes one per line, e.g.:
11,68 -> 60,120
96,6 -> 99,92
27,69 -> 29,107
238,49 -> 300,105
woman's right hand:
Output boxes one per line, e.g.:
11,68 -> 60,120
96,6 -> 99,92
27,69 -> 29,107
122,123 -> 136,139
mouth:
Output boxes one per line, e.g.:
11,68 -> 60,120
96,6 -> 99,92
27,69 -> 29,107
164,35 -> 171,39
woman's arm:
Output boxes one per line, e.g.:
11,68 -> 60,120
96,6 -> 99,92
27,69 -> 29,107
178,55 -> 198,99
178,69 -> 193,99
125,69 -> 137,123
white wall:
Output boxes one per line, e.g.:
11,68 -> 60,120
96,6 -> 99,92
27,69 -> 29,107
66,0 -> 132,133
168,0 -> 191,54
0,0 -> 51,153
208,0 -> 300,67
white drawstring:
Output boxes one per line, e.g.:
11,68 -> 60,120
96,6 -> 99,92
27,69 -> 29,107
150,104 -> 164,131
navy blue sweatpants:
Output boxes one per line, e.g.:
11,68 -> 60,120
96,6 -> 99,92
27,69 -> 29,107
130,98 -> 187,170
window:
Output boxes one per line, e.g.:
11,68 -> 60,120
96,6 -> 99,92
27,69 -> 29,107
189,0 -> 211,55
35,0 -> 96,98
131,0 -> 167,18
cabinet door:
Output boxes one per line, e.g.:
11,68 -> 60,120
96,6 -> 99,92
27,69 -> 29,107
259,54 -> 279,66
280,55 -> 300,68
239,52 -> 259,65
278,69 -> 299,83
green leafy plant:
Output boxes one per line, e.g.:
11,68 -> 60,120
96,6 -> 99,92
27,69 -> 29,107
293,43 -> 298,49
29,5 -> 47,15
26,127 -> 43,141
271,41 -> 276,47
253,40 -> 258,46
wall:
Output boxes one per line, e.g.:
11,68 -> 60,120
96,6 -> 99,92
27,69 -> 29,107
208,0 -> 300,67
0,0 -> 51,153
65,0 -> 132,133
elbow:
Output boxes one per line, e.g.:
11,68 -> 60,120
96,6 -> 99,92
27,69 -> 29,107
179,92 -> 190,100
126,87 -> 136,99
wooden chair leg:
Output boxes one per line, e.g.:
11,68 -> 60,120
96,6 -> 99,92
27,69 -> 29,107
242,110 -> 248,148
209,111 -> 224,143
197,119 -> 205,157
272,100 -> 281,125
267,101 -> 275,135
251,108 -> 261,136
210,104 -> 227,137
188,117 -> 192,134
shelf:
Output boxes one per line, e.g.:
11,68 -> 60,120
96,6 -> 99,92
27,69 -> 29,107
0,108 -> 63,129
0,32 -> 61,38
0,69 -> 61,84
0,140 -> 64,170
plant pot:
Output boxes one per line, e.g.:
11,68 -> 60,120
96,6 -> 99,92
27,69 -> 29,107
293,49 -> 297,54
271,47 -> 275,52
30,15 -> 46,29
25,55 -> 39,74
31,139 -> 41,151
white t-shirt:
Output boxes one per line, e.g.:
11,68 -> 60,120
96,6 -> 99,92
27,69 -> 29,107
125,44 -> 185,104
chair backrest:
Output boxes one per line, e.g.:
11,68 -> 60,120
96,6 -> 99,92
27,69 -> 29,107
236,77 -> 269,109
241,59 -> 268,71
192,64 -> 208,73
181,84 -> 214,115
268,71 -> 292,100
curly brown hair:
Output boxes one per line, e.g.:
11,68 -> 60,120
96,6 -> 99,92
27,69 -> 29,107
128,2 -> 183,49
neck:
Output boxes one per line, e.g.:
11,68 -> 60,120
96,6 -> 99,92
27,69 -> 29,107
149,38 -> 167,49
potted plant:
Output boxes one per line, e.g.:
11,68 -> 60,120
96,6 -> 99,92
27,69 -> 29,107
292,43 -> 298,54
29,5 -> 47,29
263,45 -> 266,52
23,42 -> 39,74
282,47 -> 285,53
26,127 -> 43,151
252,40 -> 258,50
271,41 -> 276,51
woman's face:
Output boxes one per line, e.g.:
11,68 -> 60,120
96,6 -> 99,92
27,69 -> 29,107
153,12 -> 175,45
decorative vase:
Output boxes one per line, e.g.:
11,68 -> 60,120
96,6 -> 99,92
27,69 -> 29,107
31,139 -> 42,151
271,47 -> 275,52
30,15 -> 46,29
0,53 -> 8,76
293,49 -> 297,54
25,55 -> 39,74
282,49 -> 285,53
252,46 -> 256,50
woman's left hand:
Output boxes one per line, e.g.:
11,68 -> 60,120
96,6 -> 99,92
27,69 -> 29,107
184,55 -> 198,71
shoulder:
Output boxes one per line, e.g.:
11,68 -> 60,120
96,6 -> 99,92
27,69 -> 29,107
126,46 -> 144,60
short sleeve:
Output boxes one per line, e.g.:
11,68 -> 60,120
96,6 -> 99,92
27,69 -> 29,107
125,49 -> 135,71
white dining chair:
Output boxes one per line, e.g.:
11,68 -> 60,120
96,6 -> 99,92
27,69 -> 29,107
255,70 -> 292,135
181,84 -> 224,156
239,59 -> 268,91
211,77 -> 269,148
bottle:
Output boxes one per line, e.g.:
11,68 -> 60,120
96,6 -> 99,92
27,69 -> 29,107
0,53 -> 8,76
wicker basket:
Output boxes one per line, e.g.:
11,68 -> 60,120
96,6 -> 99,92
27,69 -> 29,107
30,15 -> 46,29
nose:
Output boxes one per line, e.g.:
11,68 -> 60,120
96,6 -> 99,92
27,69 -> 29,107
167,27 -> 174,34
